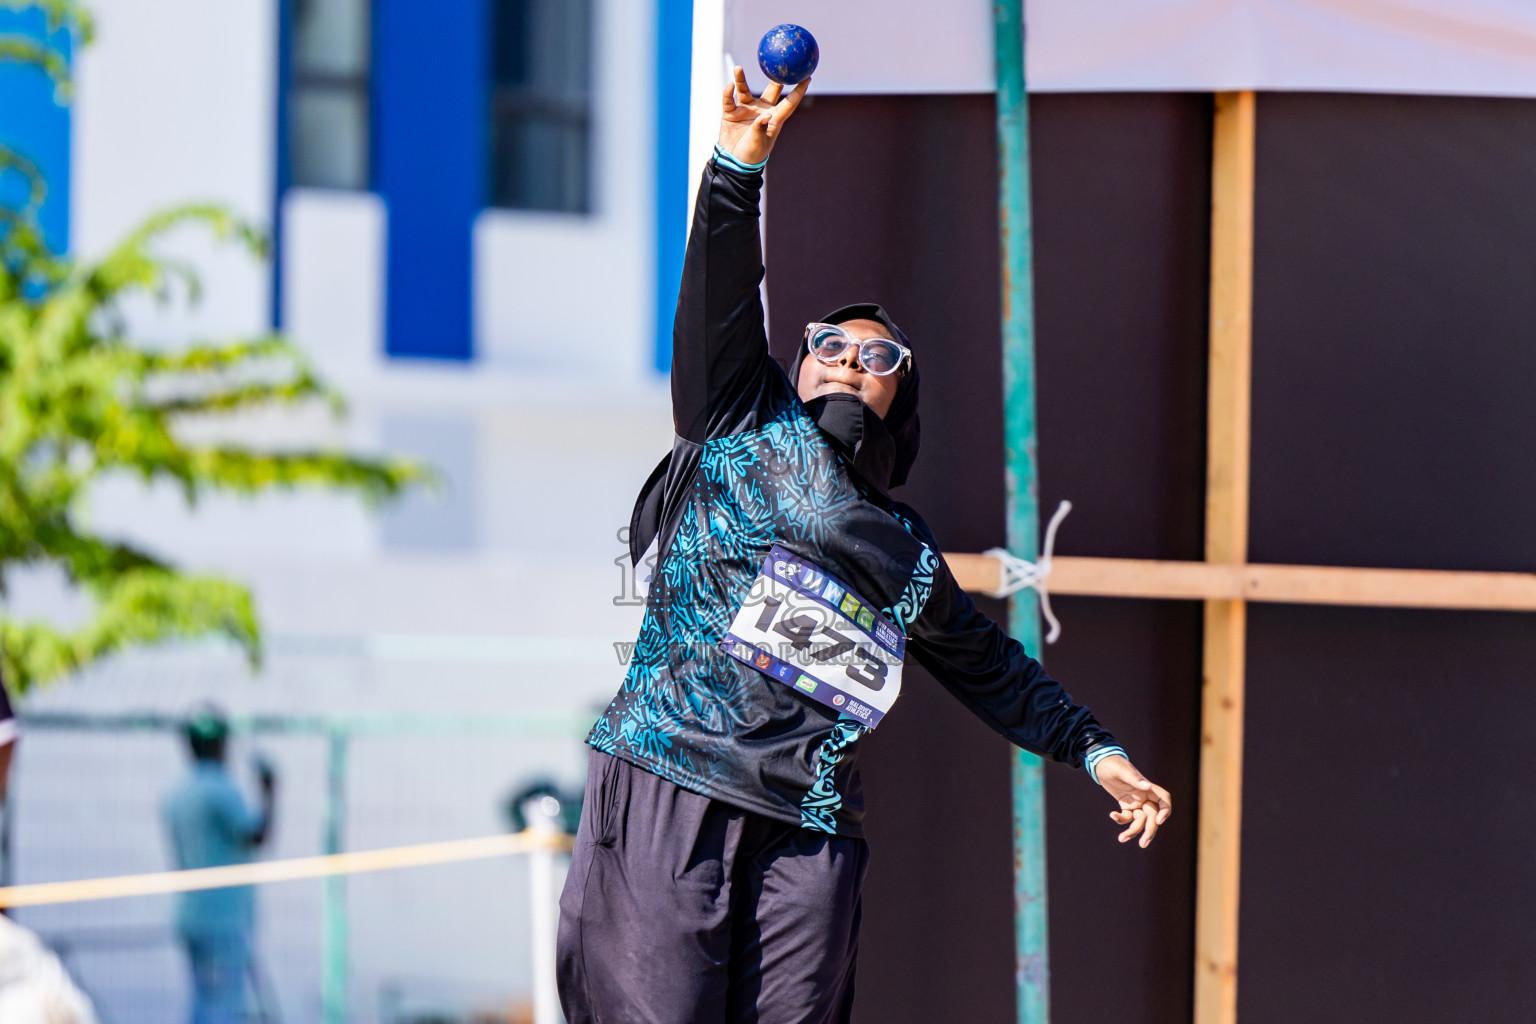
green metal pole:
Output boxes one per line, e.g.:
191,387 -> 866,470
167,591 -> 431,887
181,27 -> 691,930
995,2 -> 1050,1023
321,728 -> 348,1024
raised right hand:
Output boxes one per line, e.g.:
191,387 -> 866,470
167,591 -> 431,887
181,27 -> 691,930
718,65 -> 809,166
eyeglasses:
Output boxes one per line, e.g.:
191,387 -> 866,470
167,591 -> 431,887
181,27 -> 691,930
804,323 -> 911,377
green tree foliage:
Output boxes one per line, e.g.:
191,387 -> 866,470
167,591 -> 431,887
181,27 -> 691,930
0,3 -> 424,692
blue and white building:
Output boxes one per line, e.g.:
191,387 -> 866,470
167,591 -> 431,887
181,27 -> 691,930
1,0 -> 698,1019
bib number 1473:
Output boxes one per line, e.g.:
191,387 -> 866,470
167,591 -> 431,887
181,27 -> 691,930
749,594 -> 890,691
721,546 -> 905,728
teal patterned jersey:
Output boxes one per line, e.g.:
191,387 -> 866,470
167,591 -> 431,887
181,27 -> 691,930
590,399 -> 940,835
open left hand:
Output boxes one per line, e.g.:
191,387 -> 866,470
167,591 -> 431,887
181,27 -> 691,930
718,65 -> 809,166
1095,755 -> 1171,848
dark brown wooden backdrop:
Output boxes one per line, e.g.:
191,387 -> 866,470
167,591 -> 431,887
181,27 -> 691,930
765,88 -> 1535,1023
1241,92 -> 1536,1024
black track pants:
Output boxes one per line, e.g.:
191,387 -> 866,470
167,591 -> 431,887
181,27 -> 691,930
557,750 -> 868,1024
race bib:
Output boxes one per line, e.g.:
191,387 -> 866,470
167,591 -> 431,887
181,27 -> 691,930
721,545 -> 905,727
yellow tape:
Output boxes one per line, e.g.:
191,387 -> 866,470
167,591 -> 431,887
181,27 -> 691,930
0,830 -> 576,909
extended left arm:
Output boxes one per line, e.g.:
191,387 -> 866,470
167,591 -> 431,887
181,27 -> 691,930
908,556 -> 1171,847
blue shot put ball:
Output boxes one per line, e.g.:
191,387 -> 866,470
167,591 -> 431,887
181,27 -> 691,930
758,24 -> 818,86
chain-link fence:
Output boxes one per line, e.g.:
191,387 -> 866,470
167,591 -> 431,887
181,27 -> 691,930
3,711 -> 591,1024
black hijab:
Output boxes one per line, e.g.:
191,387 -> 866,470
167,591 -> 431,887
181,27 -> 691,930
627,303 -> 922,563
792,302 -> 922,492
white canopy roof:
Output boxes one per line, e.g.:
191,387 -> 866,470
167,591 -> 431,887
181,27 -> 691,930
724,0 -> 1536,98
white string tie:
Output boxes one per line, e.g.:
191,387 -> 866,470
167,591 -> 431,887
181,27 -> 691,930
982,500 -> 1073,644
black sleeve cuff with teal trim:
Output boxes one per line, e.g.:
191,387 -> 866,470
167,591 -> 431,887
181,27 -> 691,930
1084,744 -> 1127,785
713,143 -> 768,176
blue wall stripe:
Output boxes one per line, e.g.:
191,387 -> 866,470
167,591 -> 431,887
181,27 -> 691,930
375,0 -> 484,361
653,0 -> 693,373
0,8 -> 71,255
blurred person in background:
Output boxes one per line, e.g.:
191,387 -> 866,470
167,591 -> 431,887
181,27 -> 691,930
0,671 -> 15,795
162,706 -> 275,1024
0,671 -> 99,1023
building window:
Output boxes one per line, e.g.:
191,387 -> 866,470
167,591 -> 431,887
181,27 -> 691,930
289,0 -> 371,190
489,0 -> 592,213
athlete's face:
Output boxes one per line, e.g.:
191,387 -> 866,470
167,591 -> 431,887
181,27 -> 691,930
795,319 -> 902,419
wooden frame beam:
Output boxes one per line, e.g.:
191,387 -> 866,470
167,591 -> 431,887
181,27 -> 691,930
945,555 -> 1536,612
1195,89 -> 1257,1024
